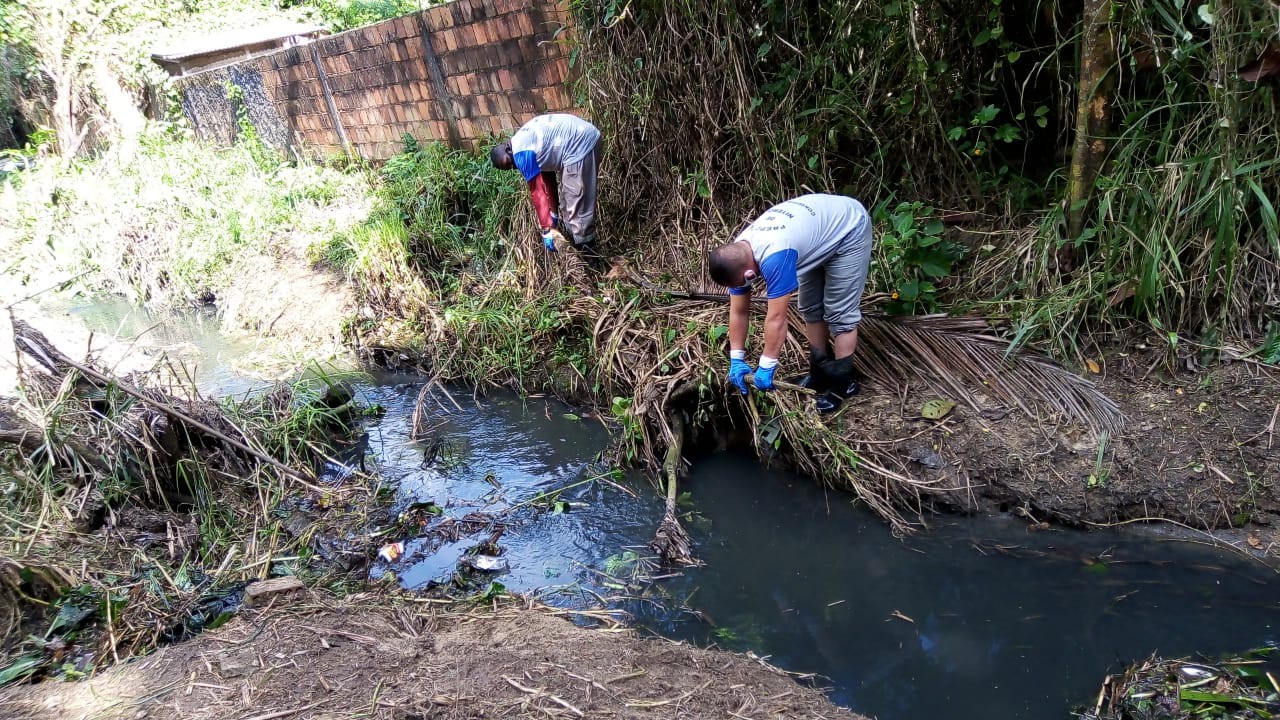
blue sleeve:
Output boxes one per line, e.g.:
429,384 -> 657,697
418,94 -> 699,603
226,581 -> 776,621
760,249 -> 799,299
513,150 -> 541,182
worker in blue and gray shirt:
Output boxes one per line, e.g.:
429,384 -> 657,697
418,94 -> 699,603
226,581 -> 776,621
707,194 -> 874,414
490,113 -> 603,267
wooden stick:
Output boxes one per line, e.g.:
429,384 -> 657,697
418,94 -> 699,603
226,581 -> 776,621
240,700 -> 326,720
744,373 -> 816,396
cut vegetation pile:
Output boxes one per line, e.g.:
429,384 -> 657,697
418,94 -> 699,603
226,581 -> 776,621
0,320 -> 383,685
1083,648 -> 1280,720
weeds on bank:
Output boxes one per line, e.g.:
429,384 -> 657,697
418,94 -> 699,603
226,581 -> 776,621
0,350 -> 379,686
0,129 -> 372,309
574,0 -> 1280,358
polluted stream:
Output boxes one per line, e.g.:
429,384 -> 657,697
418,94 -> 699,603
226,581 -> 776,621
50,298 -> 1280,720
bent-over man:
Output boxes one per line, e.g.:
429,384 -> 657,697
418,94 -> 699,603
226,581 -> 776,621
490,113 -> 603,267
706,193 -> 873,414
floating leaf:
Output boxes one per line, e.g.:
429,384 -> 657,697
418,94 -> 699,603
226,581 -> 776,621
552,500 -> 571,514
920,398 -> 956,420
562,413 -> 580,421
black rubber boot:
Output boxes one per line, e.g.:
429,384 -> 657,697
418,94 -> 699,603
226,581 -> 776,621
792,347 -> 833,391
814,355 -> 862,415
573,240 -> 604,271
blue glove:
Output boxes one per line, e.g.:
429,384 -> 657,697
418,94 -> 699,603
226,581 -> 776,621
542,230 -> 557,252
728,358 -> 751,395
753,363 -> 776,391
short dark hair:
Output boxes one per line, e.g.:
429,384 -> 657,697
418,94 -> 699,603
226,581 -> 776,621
707,244 -> 747,287
490,141 -> 511,168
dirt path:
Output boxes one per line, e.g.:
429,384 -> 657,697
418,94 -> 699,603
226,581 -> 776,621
0,597 -> 862,720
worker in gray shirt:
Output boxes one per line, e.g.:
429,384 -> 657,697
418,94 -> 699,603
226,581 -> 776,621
490,113 -> 603,268
707,194 -> 874,414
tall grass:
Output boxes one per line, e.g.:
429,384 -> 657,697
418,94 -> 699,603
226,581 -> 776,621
573,0 -> 1279,355
0,129 -> 372,308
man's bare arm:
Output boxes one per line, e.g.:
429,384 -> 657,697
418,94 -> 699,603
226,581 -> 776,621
728,293 -> 751,353
760,293 -> 792,360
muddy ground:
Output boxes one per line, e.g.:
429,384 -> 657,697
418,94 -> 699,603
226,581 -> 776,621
0,596 -> 862,720
812,345 -> 1280,558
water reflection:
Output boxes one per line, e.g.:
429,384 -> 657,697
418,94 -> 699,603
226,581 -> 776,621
641,453 -> 1279,720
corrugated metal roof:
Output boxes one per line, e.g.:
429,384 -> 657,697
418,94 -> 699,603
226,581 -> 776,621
150,20 -> 326,62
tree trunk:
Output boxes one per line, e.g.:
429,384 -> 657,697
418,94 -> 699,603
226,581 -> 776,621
1065,0 -> 1117,262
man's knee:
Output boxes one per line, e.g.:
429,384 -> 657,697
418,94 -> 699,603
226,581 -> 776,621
826,308 -> 862,337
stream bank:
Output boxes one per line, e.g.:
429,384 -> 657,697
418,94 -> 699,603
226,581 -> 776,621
3,304 -> 1278,720
0,597 -> 864,720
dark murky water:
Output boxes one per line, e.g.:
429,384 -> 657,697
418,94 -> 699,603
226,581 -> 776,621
637,453 -> 1279,720
56,297 -> 1280,720
358,381 -> 665,594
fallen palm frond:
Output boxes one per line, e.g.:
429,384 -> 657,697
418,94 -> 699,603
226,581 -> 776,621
854,314 -> 1124,434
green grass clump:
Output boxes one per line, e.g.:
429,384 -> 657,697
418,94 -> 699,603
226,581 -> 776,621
0,130 -> 373,308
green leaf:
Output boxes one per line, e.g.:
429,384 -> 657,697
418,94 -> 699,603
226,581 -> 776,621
562,413 -> 580,421
50,601 -> 95,634
1180,689 -> 1249,704
1196,4 -> 1214,24
1007,50 -> 1022,62
478,581 -> 507,602
898,279 -> 920,301
920,398 -> 956,419
924,219 -> 945,235
708,325 -> 728,343
975,104 -> 1000,124
552,500 -> 571,514
973,29 -> 991,46
892,212 -> 914,234
0,654 -> 42,685
917,254 -> 952,278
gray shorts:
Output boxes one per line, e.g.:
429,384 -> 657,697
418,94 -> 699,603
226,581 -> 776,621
797,224 -> 873,336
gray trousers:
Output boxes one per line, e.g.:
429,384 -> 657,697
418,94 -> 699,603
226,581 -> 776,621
559,139 -> 601,245
797,223 -> 873,336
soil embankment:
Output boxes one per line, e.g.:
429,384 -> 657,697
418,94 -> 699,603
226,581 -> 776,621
0,598 -> 863,720
812,347 -> 1279,556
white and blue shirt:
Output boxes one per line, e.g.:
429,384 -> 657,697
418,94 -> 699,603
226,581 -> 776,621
510,113 -> 601,182
728,194 -> 871,299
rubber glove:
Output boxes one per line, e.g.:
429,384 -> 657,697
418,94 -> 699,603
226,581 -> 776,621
753,364 -> 777,391
754,356 -> 778,391
542,229 -> 557,252
728,357 -> 751,395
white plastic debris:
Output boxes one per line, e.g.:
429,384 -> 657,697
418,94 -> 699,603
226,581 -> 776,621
378,541 -> 405,562
466,554 -> 509,572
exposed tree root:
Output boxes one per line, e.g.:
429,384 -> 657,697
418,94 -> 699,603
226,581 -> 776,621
650,411 -> 700,566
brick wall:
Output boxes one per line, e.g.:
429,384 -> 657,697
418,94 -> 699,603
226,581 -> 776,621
175,0 -> 577,161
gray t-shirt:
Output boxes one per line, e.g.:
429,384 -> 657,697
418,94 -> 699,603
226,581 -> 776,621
510,114 -> 600,180
729,194 -> 871,299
